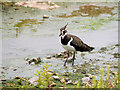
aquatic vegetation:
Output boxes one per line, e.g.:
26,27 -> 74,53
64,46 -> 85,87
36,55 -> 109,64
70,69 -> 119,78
34,63 -> 53,88
81,17 -> 117,31
58,4 -> 117,18
79,65 -> 119,88
2,64 -> 119,89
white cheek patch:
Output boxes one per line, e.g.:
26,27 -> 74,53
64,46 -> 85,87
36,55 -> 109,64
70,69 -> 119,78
61,32 -> 67,39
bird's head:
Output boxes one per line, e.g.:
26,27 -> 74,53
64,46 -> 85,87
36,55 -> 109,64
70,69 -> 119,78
59,23 -> 68,37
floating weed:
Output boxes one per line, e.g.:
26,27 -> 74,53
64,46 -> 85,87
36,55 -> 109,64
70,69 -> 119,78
80,17 -> 116,31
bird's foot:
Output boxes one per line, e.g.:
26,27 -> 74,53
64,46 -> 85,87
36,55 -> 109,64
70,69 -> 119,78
64,63 -> 66,66
72,63 -> 74,66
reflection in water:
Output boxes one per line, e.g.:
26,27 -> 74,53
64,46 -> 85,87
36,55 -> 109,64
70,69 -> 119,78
14,19 -> 45,37
58,4 -> 117,18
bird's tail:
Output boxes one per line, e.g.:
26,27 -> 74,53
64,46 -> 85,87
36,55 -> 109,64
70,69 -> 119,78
89,47 -> 94,51
79,43 -> 94,52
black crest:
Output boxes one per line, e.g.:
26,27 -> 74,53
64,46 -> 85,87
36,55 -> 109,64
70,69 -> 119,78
60,23 -> 68,31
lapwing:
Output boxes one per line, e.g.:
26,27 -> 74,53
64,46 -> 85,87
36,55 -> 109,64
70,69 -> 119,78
59,23 -> 94,66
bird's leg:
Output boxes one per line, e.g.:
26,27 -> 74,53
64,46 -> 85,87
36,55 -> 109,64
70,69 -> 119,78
64,51 -> 69,66
72,52 -> 75,66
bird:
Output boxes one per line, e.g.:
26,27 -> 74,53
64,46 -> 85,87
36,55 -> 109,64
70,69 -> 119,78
59,23 -> 94,66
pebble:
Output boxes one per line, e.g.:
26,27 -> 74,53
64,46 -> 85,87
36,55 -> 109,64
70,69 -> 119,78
43,15 -> 49,18
13,68 -> 17,71
1,79 -> 6,81
48,71 -> 57,75
66,80 -> 72,85
113,53 -> 120,58
55,53 -> 62,58
50,82 -> 56,87
29,76 -> 39,86
113,65 -> 118,68
53,76 -> 60,80
81,70 -> 86,74
100,47 -> 108,51
65,77 -> 70,81
60,79 -> 65,83
112,71 -> 117,75
72,81 -> 78,85
46,56 -> 51,59
30,62 -> 35,65
25,58 -> 29,61
15,76 -> 21,79
25,57 -> 41,64
82,77 -> 90,83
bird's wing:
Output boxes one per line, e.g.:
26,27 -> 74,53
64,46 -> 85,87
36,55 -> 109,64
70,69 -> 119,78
69,34 -> 83,47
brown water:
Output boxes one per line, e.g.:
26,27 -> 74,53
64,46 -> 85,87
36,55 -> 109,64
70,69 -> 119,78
0,2 -> 119,79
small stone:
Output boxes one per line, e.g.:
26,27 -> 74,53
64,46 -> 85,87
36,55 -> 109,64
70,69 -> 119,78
1,67 -> 9,70
28,60 -> 32,64
50,82 -> 56,87
72,81 -> 78,85
52,55 -> 56,57
30,62 -> 35,65
59,87 -> 65,88
6,83 -> 14,86
76,68 -> 81,73
29,76 -> 39,86
113,53 -> 120,58
1,71 -> 4,74
81,53 -> 85,57
27,57 -> 41,64
13,68 -> 17,71
115,44 -> 120,46
48,71 -> 57,75
100,47 -> 108,51
81,70 -> 86,74
31,57 -> 41,64
60,79 -> 65,83
68,57 -> 73,61
66,80 -> 72,85
113,65 -> 118,68
1,79 -> 6,81
14,8 -> 19,10
112,72 -> 117,75
43,15 -> 49,18
53,76 -> 59,80
25,58 -> 29,61
82,77 -> 90,83
64,55 -> 68,58
37,57 -> 41,62
15,76 -> 21,79
46,56 -> 51,59
55,53 -> 62,58
88,74 -> 94,79
32,58 -> 38,62
88,74 -> 94,77
65,77 -> 70,82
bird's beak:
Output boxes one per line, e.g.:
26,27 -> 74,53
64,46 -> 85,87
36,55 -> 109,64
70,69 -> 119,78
59,33 -> 62,37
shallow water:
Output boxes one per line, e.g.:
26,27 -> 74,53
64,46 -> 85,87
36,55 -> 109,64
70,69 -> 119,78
0,2 -> 119,79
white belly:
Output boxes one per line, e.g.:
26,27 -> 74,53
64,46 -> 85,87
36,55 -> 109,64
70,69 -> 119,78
62,44 -> 75,51
61,37 -> 76,51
